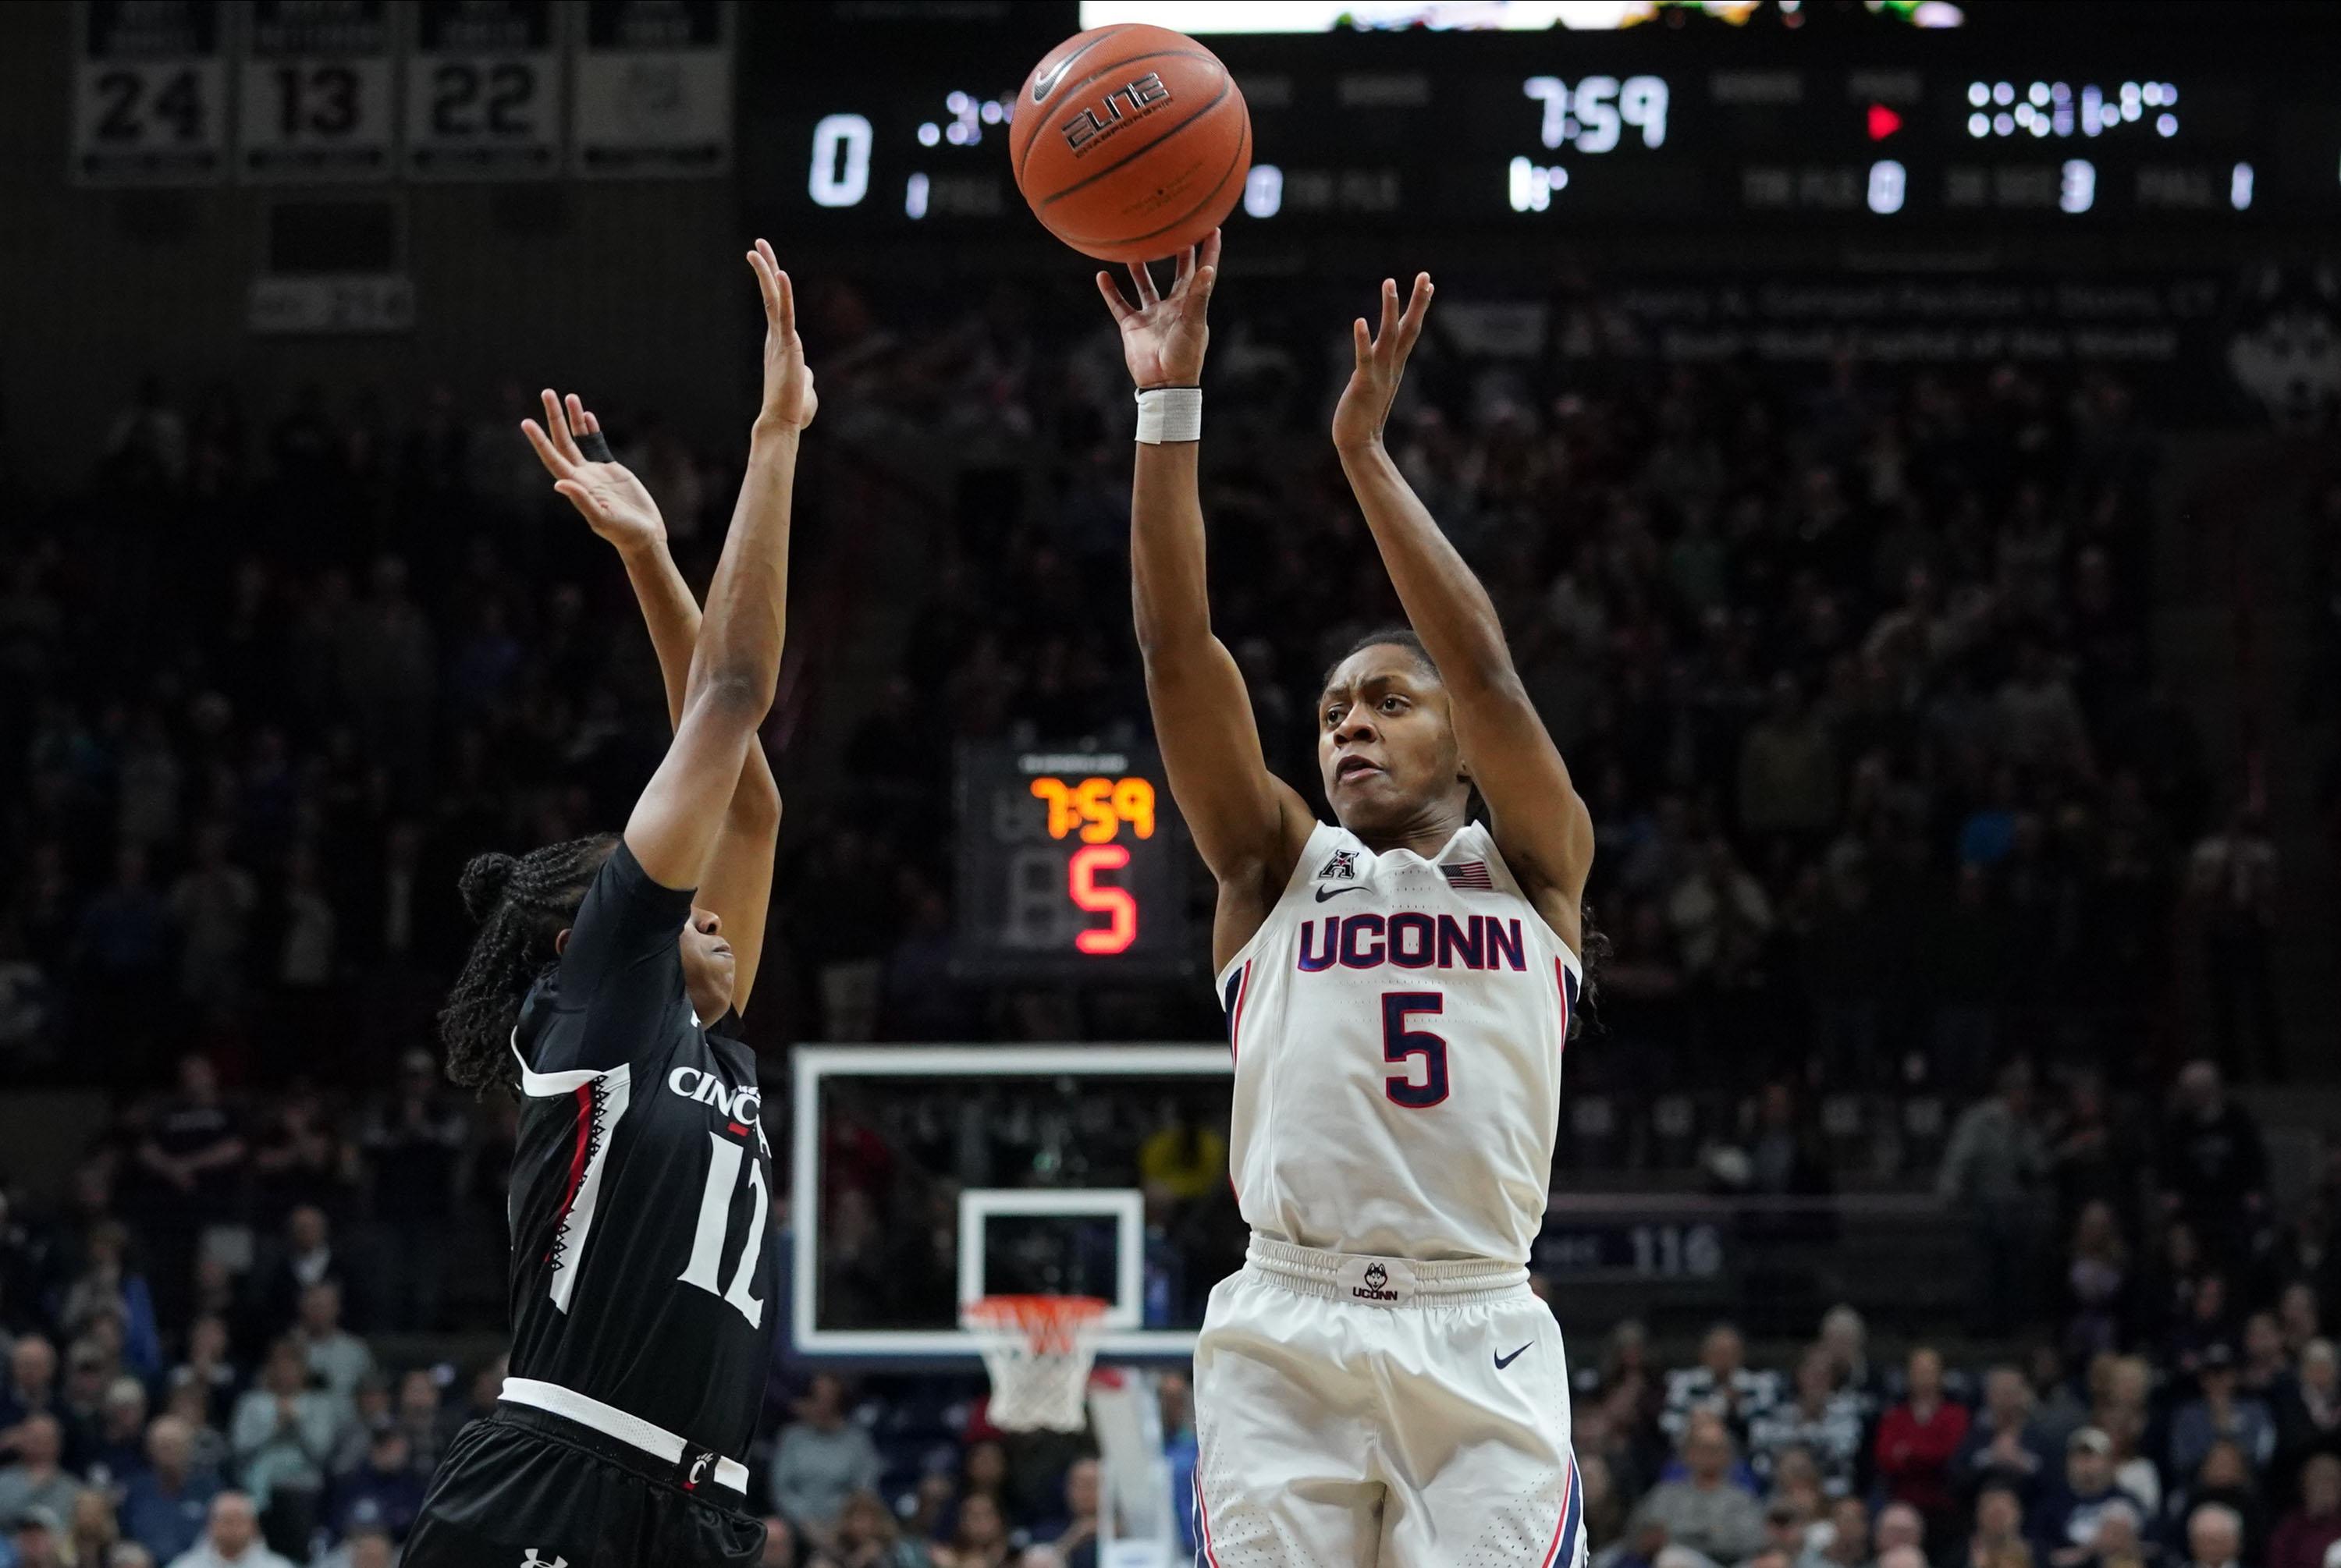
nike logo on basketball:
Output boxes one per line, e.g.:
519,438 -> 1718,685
1032,55 -> 1074,101
1315,885 -> 1372,902
1494,1342 -> 1533,1370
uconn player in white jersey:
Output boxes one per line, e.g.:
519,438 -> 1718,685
1098,236 -> 1594,1567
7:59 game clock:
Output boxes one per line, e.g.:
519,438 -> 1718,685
954,742 -> 1191,980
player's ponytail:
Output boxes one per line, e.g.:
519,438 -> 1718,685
458,852 -> 518,921
1572,900 -> 1611,1041
439,833 -> 620,1093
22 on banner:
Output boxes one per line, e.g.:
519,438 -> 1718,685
573,0 -> 732,179
237,0 -> 396,183
405,0 -> 563,180
72,0 -> 229,186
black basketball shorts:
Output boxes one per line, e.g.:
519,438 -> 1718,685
404,1404 -> 762,1568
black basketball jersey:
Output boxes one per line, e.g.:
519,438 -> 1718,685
501,842 -> 775,1461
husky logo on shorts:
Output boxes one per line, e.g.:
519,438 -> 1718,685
1318,849 -> 1359,881
1339,1255 -> 1412,1304
520,1552 -> 566,1568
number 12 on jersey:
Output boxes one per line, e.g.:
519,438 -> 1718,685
678,1132 -> 768,1326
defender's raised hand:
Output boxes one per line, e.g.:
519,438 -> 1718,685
1332,271 -> 1433,452
747,238 -> 817,433
1096,229 -> 1221,388
520,390 -> 666,553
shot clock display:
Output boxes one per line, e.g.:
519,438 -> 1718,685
955,743 -> 1191,979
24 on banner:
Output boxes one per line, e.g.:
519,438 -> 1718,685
72,0 -> 229,186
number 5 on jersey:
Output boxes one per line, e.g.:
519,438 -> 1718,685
1382,992 -> 1450,1108
679,1133 -> 768,1326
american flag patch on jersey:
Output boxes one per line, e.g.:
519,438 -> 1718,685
1441,860 -> 1494,891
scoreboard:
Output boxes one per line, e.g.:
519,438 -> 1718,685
755,31 -> 2341,237
66,5 -> 2341,234
954,743 -> 1192,981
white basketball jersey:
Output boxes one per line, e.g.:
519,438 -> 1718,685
1215,820 -> 1583,1266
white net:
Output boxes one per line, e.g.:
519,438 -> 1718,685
962,1295 -> 1108,1432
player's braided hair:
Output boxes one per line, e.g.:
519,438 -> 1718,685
1326,626 -> 1609,1040
438,833 -> 619,1093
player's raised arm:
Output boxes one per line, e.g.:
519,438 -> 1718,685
619,239 -> 813,899
521,392 -> 783,1013
1097,233 -> 1314,968
1331,273 -> 1593,944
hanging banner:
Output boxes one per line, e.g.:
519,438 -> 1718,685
71,0 -> 229,186
571,0 -> 731,179
236,0 -> 397,183
404,0 -> 564,180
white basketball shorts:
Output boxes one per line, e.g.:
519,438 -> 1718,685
1191,1236 -> 1583,1568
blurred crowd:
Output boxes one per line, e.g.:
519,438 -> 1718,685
0,371 -> 753,1091
0,283 -> 2293,1089
833,281 -> 2278,1091
0,275 -> 2325,1568
5,1052 -> 2341,1568
1568,1280 -> 2341,1568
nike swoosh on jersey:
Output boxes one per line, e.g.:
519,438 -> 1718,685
1314,885 -> 1372,902
1494,1342 -> 1533,1370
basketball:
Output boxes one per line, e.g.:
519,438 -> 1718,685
1010,23 -> 1251,264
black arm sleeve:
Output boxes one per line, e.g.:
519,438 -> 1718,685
535,840 -> 695,1075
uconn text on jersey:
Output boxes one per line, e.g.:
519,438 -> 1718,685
1295,913 -> 1529,973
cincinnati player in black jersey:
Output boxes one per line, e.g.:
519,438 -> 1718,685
403,239 -> 815,1568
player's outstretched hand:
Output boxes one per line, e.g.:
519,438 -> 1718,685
747,238 -> 817,435
1332,271 -> 1434,454
521,389 -> 666,555
1096,228 -> 1220,389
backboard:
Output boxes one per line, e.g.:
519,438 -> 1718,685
789,1044 -> 1237,1364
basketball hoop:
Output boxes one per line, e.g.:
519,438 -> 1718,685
962,1294 -> 1109,1432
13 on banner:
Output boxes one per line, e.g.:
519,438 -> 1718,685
573,0 -> 732,179
72,0 -> 229,186
405,0 -> 564,180
237,0 -> 396,182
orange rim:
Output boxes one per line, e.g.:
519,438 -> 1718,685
962,1294 -> 1109,1355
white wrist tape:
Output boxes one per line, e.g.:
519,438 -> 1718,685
1134,386 -> 1202,445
